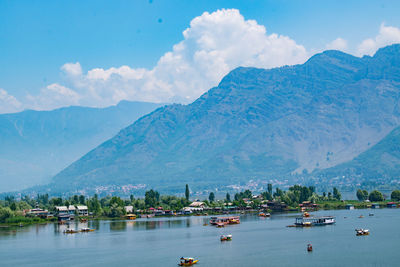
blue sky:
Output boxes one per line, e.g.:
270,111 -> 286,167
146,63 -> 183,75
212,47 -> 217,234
1,0 -> 400,113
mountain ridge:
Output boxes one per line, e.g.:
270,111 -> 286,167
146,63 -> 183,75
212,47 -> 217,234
39,44 -> 400,194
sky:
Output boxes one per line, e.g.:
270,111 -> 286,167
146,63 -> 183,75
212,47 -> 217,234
1,0 -> 400,113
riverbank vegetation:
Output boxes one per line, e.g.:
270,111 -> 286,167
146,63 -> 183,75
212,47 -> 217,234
1,185 -> 399,225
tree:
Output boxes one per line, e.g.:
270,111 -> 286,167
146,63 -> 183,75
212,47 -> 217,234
185,184 -> 190,201
356,189 -> 368,201
333,187 -> 341,201
79,195 -> 86,205
391,190 -> 400,201
130,194 -> 135,202
226,193 -> 231,202
209,192 -> 215,203
145,189 -> 160,208
369,190 -> 384,202
267,184 -> 272,195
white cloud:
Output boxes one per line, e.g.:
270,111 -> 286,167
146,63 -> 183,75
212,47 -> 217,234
357,23 -> 400,56
325,38 -> 348,51
0,88 -> 22,114
26,83 -> 80,111
27,8 -> 308,109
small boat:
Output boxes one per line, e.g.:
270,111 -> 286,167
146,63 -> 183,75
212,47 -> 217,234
216,223 -> 225,228
203,223 -> 208,226
355,229 -> 369,236
359,215 -> 364,218
80,228 -> 95,232
307,244 -> 313,252
220,234 -> 232,241
63,229 -> 78,234
259,212 -> 271,217
369,213 -> 374,216
178,257 -> 198,266
303,212 -> 310,217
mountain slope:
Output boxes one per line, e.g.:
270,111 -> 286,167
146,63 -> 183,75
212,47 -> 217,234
50,44 -> 400,194
315,125 -> 400,180
0,101 -> 164,192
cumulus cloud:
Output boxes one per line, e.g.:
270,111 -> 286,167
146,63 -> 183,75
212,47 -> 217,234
0,88 -> 22,114
26,83 -> 80,111
357,23 -> 400,56
26,8 -> 308,109
325,38 -> 348,51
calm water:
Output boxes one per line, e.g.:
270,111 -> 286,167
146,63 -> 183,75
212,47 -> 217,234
1,209 -> 399,267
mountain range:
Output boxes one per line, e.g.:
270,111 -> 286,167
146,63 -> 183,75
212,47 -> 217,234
35,44 -> 400,196
0,101 -> 164,192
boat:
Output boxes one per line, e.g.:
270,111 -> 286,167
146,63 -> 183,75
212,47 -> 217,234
209,216 -> 240,226
307,243 -> 313,252
125,214 -> 137,220
63,229 -> 78,234
259,212 -> 271,217
359,215 -> 364,218
303,212 -> 310,217
355,229 -> 369,236
80,228 -> 95,232
294,216 -> 335,227
80,218 -> 88,222
369,213 -> 374,216
220,234 -> 232,241
203,223 -> 208,226
178,257 -> 198,266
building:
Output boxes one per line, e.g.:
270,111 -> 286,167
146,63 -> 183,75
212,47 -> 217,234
76,205 -> 89,216
68,205 -> 76,215
26,208 -> 49,218
267,201 -> 288,211
387,202 -> 397,208
299,201 -> 318,211
55,206 -> 68,215
371,203 -> 380,209
124,206 -> 134,213
189,201 -> 205,208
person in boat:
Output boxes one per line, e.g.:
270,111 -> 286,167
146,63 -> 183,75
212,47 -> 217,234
307,244 -> 313,252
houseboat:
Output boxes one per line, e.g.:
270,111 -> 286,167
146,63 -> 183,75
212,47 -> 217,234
209,216 -> 240,226
294,216 -> 335,226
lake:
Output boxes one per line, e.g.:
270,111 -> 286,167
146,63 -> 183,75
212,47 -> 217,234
1,208 -> 399,266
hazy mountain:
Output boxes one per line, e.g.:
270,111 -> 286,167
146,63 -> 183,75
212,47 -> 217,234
315,125 -> 400,182
47,44 -> 400,194
0,101 -> 164,192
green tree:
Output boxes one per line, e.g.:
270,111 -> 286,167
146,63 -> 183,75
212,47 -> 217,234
79,195 -> 86,205
209,192 -> 215,203
226,193 -> 231,202
333,187 -> 341,201
267,184 -> 273,195
130,194 -> 135,203
391,190 -> 400,201
356,189 -> 368,201
185,184 -> 190,201
369,190 -> 384,202
145,189 -> 160,208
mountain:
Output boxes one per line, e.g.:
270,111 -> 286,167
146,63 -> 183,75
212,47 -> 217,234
315,125 -> 400,182
47,44 -> 400,195
0,101 -> 164,192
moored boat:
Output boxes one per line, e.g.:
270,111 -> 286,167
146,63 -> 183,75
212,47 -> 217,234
63,229 -> 78,234
80,228 -> 95,232
259,212 -> 271,217
209,216 -> 240,226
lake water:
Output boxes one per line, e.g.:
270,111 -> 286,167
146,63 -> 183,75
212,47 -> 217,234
1,209 -> 399,266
